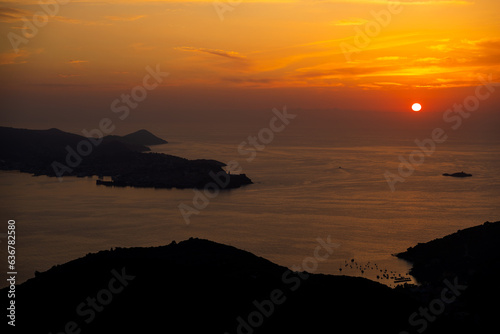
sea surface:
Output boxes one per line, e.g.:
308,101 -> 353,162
1,116 -> 499,288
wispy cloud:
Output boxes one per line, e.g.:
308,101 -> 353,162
397,0 -> 472,4
376,56 -> 407,61
68,60 -> 89,64
52,16 -> 84,24
105,15 -> 146,22
333,18 -> 368,26
0,7 -> 110,26
415,57 -> 445,64
0,49 -> 29,65
0,7 -> 31,22
174,46 -> 246,60
295,64 -> 399,79
427,38 -> 500,54
58,74 -> 81,78
357,83 -> 382,89
374,81 -> 404,86
462,38 -> 500,49
428,44 -> 453,52
222,77 -> 275,85
130,43 -> 157,52
322,0 -> 473,4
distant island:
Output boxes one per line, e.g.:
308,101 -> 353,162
3,221 -> 499,333
0,127 -> 252,189
443,171 -> 472,177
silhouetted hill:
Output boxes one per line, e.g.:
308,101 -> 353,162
396,221 -> 500,284
2,238 -> 416,333
106,129 -> 168,147
2,223 -> 498,333
0,127 -> 251,189
0,126 -> 148,162
396,221 -> 500,333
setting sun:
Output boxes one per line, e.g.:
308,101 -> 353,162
412,103 -> 422,112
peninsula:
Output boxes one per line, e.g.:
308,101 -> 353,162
0,126 -> 252,189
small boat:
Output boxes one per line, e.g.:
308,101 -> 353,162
442,171 -> 472,177
394,277 -> 412,283
96,179 -> 114,186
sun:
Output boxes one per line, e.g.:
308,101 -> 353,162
412,103 -> 422,112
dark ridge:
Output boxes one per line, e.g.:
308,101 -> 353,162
3,222 -> 499,333
1,238 -> 416,334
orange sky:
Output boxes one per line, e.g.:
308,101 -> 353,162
0,0 -> 499,126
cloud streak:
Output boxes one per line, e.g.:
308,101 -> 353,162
68,60 -> 89,64
0,49 -> 29,65
333,18 -> 368,26
321,0 -> 473,4
0,7 -> 32,22
58,74 -> 82,78
105,15 -> 146,21
174,46 -> 246,60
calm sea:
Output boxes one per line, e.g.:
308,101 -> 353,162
1,116 -> 499,288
